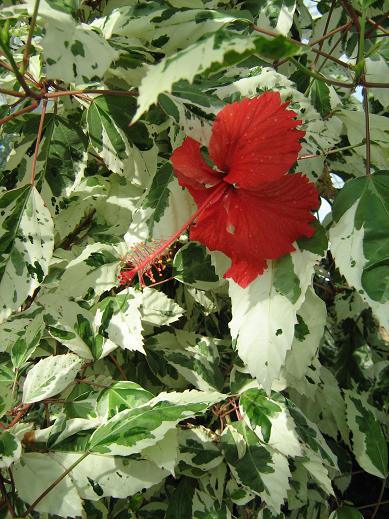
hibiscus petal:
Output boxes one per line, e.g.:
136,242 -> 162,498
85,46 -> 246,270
189,173 -> 319,288
170,137 -> 222,189
209,92 -> 305,190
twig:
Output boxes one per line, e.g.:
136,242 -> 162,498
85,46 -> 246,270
0,88 -> 26,98
0,59 -> 41,88
75,378 -> 110,389
6,404 -> 31,429
359,499 -> 389,510
0,472 -> 15,517
310,21 -> 353,48
21,451 -> 90,517
371,477 -> 387,519
45,88 -> 137,99
299,141 -> 365,160
55,209 -> 96,250
251,24 -> 352,70
21,0 -> 41,74
109,354 -> 128,380
362,84 -> 371,177
30,98 -> 47,185
0,100 -> 38,126
313,0 -> 336,67
363,81 -> 389,88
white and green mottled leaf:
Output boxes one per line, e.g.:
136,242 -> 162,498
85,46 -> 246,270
97,381 -> 154,419
177,426 -> 223,477
134,32 -> 301,120
0,186 -> 54,323
37,0 -> 118,84
220,422 -> 289,513
329,173 -> 389,330
240,389 -> 302,458
52,452 -> 169,499
96,288 -> 144,354
286,401 -> 338,471
89,389 -> 224,455
229,246 -> 320,392
54,243 -> 121,301
344,389 -> 388,478
101,7 -> 244,55
192,488 -> 232,518
142,428 -> 179,475
255,0 -> 296,36
173,242 -> 222,290
13,452 -> 83,518
283,287 -> 327,380
146,331 -> 224,391
0,305 -> 43,358
22,353 -> 83,404
140,288 -> 184,326
40,294 -> 118,360
87,96 -> 157,186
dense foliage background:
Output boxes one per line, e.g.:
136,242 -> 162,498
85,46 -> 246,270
0,0 -> 388,517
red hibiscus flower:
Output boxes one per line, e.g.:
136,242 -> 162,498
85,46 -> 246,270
119,91 -> 318,288
170,91 -> 319,287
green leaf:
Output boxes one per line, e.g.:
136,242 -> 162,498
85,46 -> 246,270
0,430 -> 21,468
173,242 -> 220,290
310,80 -> 331,117
165,478 -> 195,519
329,506 -> 364,519
329,172 -> 389,330
97,381 -> 154,419
22,353 -> 83,404
240,388 -> 282,443
344,390 -> 388,478
89,389 -> 224,455
0,186 -> 54,323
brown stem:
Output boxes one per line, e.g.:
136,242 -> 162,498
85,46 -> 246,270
341,0 -> 361,32
310,21 -> 353,47
30,98 -> 47,185
359,499 -> 389,510
21,451 -> 90,517
363,81 -> 389,88
0,473 -> 15,517
362,83 -> 371,177
365,10 -> 389,37
7,404 -> 32,429
75,379 -> 110,389
313,0 -> 336,67
0,59 -> 41,88
0,100 -> 38,126
22,0 -> 41,74
0,88 -> 26,98
45,88 -> 137,99
55,209 -> 96,250
109,354 -> 128,380
371,477 -> 387,519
